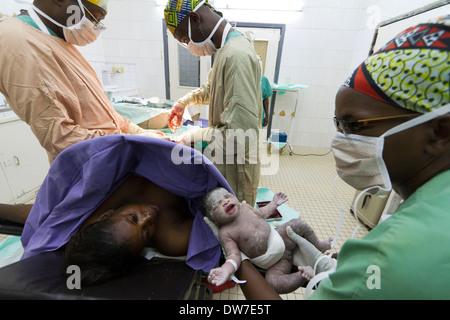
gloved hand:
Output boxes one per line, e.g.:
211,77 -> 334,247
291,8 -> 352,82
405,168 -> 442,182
127,122 -> 169,140
168,102 -> 186,131
136,130 -> 170,140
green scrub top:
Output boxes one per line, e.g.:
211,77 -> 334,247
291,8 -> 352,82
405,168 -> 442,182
225,29 -> 242,44
310,170 -> 450,300
261,75 -> 273,126
261,75 -> 273,100
15,15 -> 58,37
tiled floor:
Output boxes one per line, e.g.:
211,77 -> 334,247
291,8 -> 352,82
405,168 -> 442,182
212,144 -> 369,300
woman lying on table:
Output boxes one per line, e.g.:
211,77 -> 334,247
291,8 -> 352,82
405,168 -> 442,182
0,135 -> 229,286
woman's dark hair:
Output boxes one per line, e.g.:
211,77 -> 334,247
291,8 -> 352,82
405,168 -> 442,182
64,217 -> 137,286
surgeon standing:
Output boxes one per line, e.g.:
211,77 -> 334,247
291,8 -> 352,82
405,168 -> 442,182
261,74 -> 273,127
0,0 -> 163,163
164,0 -> 263,206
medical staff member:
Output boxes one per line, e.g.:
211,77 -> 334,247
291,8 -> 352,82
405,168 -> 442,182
0,0 -> 162,163
261,75 -> 273,127
236,16 -> 450,300
164,0 -> 263,206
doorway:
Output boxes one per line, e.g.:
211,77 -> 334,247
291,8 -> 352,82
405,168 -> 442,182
163,21 -> 286,102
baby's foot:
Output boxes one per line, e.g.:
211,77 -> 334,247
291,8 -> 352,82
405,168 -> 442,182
316,237 -> 333,253
298,266 -> 314,281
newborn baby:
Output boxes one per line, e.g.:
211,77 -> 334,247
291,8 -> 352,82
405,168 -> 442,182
201,187 -> 333,293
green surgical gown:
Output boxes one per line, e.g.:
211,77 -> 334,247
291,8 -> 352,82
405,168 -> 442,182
310,170 -> 450,300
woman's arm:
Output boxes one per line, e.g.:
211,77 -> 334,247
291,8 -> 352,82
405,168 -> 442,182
0,203 -> 32,224
235,260 -> 282,300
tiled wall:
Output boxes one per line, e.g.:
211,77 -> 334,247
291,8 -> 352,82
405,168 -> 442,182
92,0 -> 166,99
270,0 -> 368,148
263,0 -> 438,148
0,0 -> 438,147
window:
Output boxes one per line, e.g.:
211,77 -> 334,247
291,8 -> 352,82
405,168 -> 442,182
178,45 -> 200,87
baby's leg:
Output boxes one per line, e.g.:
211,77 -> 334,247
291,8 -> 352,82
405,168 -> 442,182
265,251 -> 311,294
277,219 -> 332,253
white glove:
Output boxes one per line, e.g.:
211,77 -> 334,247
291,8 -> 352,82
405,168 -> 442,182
136,130 -> 169,140
127,122 -> 169,140
127,122 -> 146,135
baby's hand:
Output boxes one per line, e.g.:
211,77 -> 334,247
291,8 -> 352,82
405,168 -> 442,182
273,192 -> 288,206
208,267 -> 232,287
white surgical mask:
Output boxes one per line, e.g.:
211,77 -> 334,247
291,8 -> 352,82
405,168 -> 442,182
317,103 -> 450,287
331,103 -> 450,196
187,16 -> 231,56
31,0 -> 104,46
182,0 -> 231,56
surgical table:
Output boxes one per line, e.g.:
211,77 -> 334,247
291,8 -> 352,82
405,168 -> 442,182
0,222 -> 211,300
0,219 -> 23,237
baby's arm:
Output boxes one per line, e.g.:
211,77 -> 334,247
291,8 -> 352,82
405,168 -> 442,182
258,192 -> 288,219
208,233 -> 242,286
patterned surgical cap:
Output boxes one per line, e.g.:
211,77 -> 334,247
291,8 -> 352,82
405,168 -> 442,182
344,15 -> 450,113
164,0 -> 222,36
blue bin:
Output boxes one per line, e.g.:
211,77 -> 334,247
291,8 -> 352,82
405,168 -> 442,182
271,132 -> 287,143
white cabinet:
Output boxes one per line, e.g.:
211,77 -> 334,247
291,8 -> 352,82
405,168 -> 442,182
0,117 -> 49,204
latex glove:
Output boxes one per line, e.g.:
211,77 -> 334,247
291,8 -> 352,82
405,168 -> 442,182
178,127 -> 209,147
273,192 -> 288,206
168,102 -> 186,131
127,122 -> 146,135
137,130 -> 170,140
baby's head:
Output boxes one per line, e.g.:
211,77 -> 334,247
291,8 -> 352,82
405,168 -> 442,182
201,187 -> 240,225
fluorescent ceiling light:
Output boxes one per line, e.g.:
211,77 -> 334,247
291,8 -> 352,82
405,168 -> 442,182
14,0 -> 33,4
212,0 -> 303,12
156,0 -> 303,12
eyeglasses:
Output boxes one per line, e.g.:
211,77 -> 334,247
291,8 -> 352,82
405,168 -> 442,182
83,5 -> 107,31
333,114 -> 418,134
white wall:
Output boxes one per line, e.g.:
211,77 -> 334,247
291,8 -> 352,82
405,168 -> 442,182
271,0 -> 441,148
0,0 -> 32,16
98,0 -> 166,98
271,0 -> 369,148
0,0 -> 440,148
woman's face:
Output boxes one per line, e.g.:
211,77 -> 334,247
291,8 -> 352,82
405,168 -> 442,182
106,204 -> 159,255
